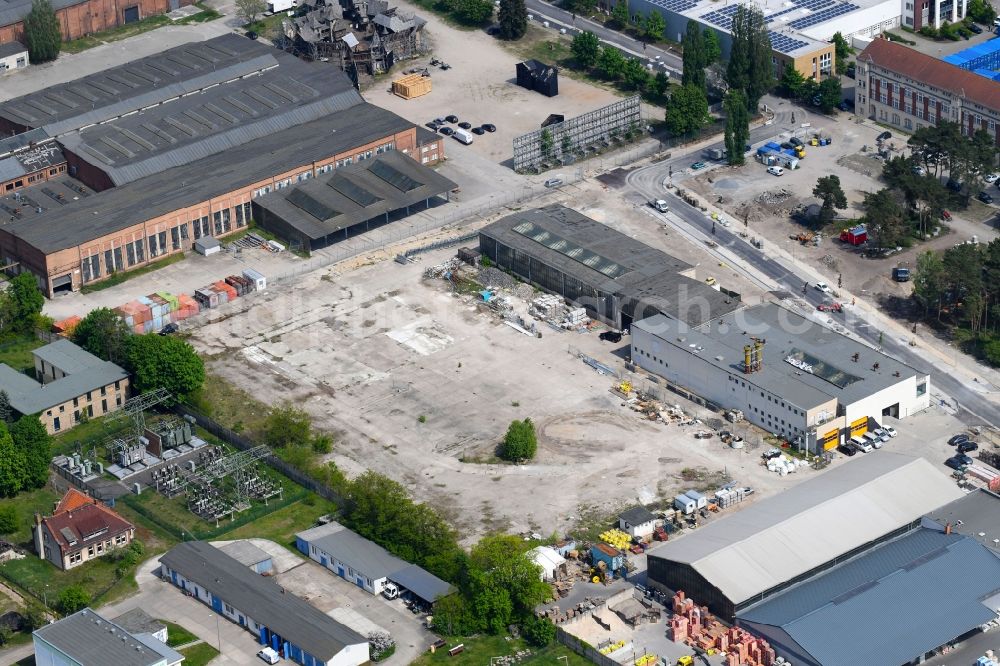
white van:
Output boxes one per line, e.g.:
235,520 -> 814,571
850,435 -> 872,453
767,166 -> 784,176
452,128 -> 474,145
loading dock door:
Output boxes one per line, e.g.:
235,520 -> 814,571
849,416 -> 868,438
51,274 -> 72,294
123,5 -> 140,22
820,429 -> 839,450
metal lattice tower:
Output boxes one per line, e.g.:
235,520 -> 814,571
185,445 -> 271,511
104,387 -> 171,439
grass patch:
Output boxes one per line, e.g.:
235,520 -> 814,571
50,412 -> 128,458
189,375 -> 270,436
62,3 -> 220,53
0,334 -> 45,374
81,253 -> 186,294
0,487 -> 60,547
179,642 -> 220,666
883,31 -> 917,45
220,496 -> 336,553
0,552 -> 120,608
412,635 -> 591,665
164,620 -> 199,647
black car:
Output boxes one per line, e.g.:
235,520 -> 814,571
245,30 -> 259,40
159,323 -> 179,336
970,23 -> 983,33
471,127 -> 486,135
958,441 -> 979,453
445,115 -> 459,123
780,141 -> 795,150
845,64 -> 856,79
838,101 -> 850,111
945,456 -> 966,470
948,434 -> 970,446
458,121 -> 472,129
838,443 -> 858,457
947,179 -> 963,192
599,331 -> 622,343
789,137 -> 804,147
877,130 -> 892,142
438,127 -> 454,136
482,123 -> 497,133
425,121 -> 441,130
978,191 -> 994,204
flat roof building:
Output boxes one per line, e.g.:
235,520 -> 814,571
925,488 -> 1000,551
478,205 -> 740,330
160,540 -> 369,666
736,527 -> 1000,666
646,453 -> 963,620
0,35 -> 446,296
631,303 -> 930,452
33,608 -> 182,666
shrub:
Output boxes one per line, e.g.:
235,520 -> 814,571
499,418 -> 537,462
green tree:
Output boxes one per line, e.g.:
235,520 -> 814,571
681,19 -> 706,89
522,614 -> 556,646
453,0 -> 494,24
433,593 -> 478,635
58,585 -> 90,615
610,0 -> 629,27
468,535 -> 547,634
0,422 -> 25,497
0,391 -> 10,424
234,0 -> 266,25
8,273 -> 44,334
665,84 -> 709,136
499,418 -> 537,461
123,335 -> 205,403
643,10 -> 664,42
597,45 -> 626,79
21,601 -> 47,630
650,70 -> 670,97
813,175 -> 847,224
564,0 -> 596,13
23,0 -> 61,64
571,31 -> 600,68
262,403 -> 312,448
861,188 -> 907,250
72,307 -> 132,364
831,32 -> 851,75
727,4 -> 773,113
703,28 -> 721,64
498,0 -> 527,40
778,65 -> 807,99
724,89 -> 749,166
914,251 -> 946,319
968,0 -> 997,24
815,76 -> 842,113
11,415 -> 49,490
622,57 -> 651,90
539,129 -> 554,158
0,505 -> 17,535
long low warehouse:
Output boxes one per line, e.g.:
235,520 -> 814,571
160,541 -> 369,666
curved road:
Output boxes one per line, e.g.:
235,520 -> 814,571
624,159 -> 1000,428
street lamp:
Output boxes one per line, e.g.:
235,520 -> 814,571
208,614 -> 221,652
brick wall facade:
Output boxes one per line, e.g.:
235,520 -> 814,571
0,0 -> 195,45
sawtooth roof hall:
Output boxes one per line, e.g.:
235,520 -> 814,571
0,33 -> 446,296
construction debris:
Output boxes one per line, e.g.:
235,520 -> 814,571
755,189 -> 792,205
477,266 -> 517,291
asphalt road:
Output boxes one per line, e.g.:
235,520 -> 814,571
625,156 -> 1000,428
523,0 -> 683,75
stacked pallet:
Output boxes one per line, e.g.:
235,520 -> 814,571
194,270 -> 265,311
115,290 -> 203,334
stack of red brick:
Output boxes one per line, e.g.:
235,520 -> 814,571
669,591 -> 777,666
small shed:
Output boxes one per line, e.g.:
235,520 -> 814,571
219,540 -> 273,574
242,268 -> 266,291
590,543 -> 624,572
684,491 -> 707,510
618,506 -> 658,539
0,41 -> 28,73
527,546 -> 567,581
392,73 -> 432,99
516,59 -> 559,97
674,494 -> 696,515
194,237 -> 221,256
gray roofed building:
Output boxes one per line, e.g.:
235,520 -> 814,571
736,527 -> 1000,666
0,156 -> 25,182
34,337 -> 105,378
111,608 -> 168,644
0,40 -> 27,59
479,205 -> 739,328
219,539 -> 273,572
33,608 -> 180,666
252,150 -> 456,251
619,506 -> 656,526
384,564 -> 455,602
1,103 -> 417,254
646,453 -> 963,620
925,488 -> 1000,552
160,541 -> 367,663
0,34 -> 275,135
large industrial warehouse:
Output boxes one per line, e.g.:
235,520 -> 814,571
0,34 -> 445,296
632,303 -> 930,452
646,453 -> 963,621
478,205 -> 740,329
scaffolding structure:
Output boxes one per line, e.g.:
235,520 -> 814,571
512,96 -> 643,173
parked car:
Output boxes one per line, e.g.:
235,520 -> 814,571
599,330 -> 623,343
438,126 -> 454,136
158,323 -> 179,336
789,137 -> 804,147
984,172 -> 999,184
877,130 -> 892,142
955,453 -> 974,466
947,179 -> 963,192
873,428 -> 891,442
838,443 -> 857,456
864,432 -> 883,449
458,121 -> 472,129
257,648 -> 280,664
945,456 -> 966,470
978,191 -> 994,204
245,30 -> 259,40
851,437 -> 873,453
691,161 -> 708,170
544,177 -> 563,188
845,64 -> 856,78
445,114 -> 459,123
650,199 -> 669,212
969,23 -> 983,33
472,126 -> 486,135
958,441 -> 979,453
814,281 -> 831,293
481,123 -> 497,132
948,434 -> 970,446
766,166 -> 784,177
883,426 -> 897,437
425,121 -> 441,130
941,209 -> 952,221
912,165 -> 926,176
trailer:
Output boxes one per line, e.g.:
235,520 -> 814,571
840,224 -> 868,245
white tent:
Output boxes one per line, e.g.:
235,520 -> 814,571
528,546 -> 566,581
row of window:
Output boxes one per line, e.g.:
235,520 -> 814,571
80,204 -> 251,282
2,165 -> 66,192
726,375 -> 805,416
249,143 -> 399,198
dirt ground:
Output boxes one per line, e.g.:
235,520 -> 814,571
681,113 -> 1000,302
366,3 -> 625,166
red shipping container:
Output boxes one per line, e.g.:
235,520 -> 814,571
213,281 -> 238,301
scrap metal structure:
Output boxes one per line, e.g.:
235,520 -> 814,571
275,0 -> 426,81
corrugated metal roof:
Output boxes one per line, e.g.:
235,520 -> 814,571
649,454 -> 964,604
33,609 -> 168,666
389,564 -> 455,602
0,40 -> 26,59
219,540 -> 271,566
737,529 -> 1000,666
160,541 -> 366,661
298,521 -> 408,578
0,156 -> 25,182
33,338 -> 104,375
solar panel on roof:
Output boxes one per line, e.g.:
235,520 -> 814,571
287,188 -> 341,221
511,220 -> 629,279
368,160 -> 420,191
328,174 -> 382,206
788,2 -> 857,28
768,31 -> 808,53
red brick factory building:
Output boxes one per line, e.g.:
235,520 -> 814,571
0,0 -> 196,45
0,34 -> 446,296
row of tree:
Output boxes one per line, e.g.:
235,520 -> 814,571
0,415 -> 50,497
571,31 -> 670,98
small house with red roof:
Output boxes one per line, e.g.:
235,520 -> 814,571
33,489 -> 135,570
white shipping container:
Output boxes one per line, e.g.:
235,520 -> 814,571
268,0 -> 294,11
